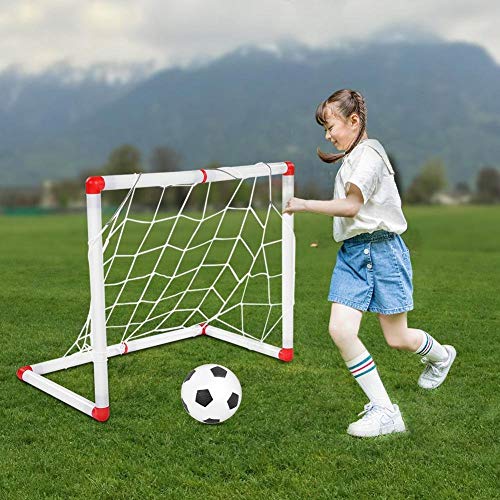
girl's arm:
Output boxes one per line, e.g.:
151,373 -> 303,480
283,184 -> 364,218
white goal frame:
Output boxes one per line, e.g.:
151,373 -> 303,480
17,161 -> 295,421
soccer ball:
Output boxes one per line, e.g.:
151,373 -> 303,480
181,364 -> 242,424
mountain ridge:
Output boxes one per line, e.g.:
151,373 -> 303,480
1,40 -> 499,190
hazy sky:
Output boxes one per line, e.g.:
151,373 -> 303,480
1,0 -> 499,73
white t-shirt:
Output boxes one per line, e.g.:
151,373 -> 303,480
333,138 -> 407,242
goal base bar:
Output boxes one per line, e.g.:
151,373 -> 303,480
17,325 -> 293,421
204,326 -> 293,361
17,366 -> 109,421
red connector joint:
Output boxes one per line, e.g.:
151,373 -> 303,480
121,342 -> 129,354
86,176 -> 106,194
199,323 -> 208,335
200,169 -> 208,183
17,365 -> 33,380
278,348 -> 294,362
92,406 -> 110,422
284,162 -> 295,176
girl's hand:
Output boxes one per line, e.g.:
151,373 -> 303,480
283,197 -> 307,214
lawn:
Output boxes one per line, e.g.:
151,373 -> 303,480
0,205 -> 498,499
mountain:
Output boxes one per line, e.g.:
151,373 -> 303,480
1,41 -> 499,191
0,62 -> 153,185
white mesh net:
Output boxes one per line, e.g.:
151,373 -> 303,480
66,167 -> 288,356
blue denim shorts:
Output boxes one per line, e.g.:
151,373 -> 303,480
328,230 -> 414,315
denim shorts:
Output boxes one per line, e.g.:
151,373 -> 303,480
328,230 -> 414,315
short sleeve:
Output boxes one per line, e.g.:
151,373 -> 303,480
344,147 -> 384,204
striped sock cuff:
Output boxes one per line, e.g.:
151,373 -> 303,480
416,332 -> 434,356
347,354 -> 376,379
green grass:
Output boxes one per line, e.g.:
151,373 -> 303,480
1,206 -> 499,499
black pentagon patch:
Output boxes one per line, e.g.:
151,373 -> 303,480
183,369 -> 195,382
195,389 -> 213,407
203,418 -> 220,424
181,398 -> 189,413
211,366 -> 227,377
227,392 -> 239,409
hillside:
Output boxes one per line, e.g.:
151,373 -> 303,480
2,41 -> 499,190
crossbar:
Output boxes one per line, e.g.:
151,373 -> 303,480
100,162 -> 290,192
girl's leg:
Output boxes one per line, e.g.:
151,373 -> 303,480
377,312 -> 448,361
329,302 -> 392,409
378,312 -> 456,389
328,302 -> 364,360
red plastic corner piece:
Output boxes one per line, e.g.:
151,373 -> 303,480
199,323 -> 208,335
85,176 -> 106,194
17,365 -> 33,380
278,348 -> 294,362
92,406 -> 110,422
284,161 -> 295,176
199,169 -> 208,183
121,342 -> 129,354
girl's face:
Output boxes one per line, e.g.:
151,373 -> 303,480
322,105 -> 361,151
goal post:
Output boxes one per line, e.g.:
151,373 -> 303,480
17,161 -> 295,422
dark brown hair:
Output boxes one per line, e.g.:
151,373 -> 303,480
315,89 -> 367,163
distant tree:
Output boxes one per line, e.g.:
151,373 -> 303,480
404,158 -> 448,204
149,146 -> 181,173
101,144 -> 143,204
454,181 -> 471,196
475,167 -> 500,203
104,144 -> 143,175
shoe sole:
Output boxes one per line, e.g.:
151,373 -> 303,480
418,345 -> 457,390
347,419 -> 406,438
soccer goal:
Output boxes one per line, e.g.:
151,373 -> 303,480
17,161 -> 295,421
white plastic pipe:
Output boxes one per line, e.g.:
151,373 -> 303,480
101,162 -> 288,191
205,325 -> 282,359
123,326 -> 201,352
281,163 -> 295,353
21,370 -> 95,417
86,192 -> 110,409
32,327 -> 201,375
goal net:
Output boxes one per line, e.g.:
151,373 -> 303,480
17,161 -> 295,421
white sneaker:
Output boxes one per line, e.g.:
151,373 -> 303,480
418,345 -> 456,389
347,403 -> 406,437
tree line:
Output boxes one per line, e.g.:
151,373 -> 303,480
1,144 -> 500,209
48,144 -> 276,210
402,158 -> 500,204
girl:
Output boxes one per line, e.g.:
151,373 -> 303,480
284,89 -> 456,437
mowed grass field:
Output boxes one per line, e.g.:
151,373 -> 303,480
1,205 -> 499,499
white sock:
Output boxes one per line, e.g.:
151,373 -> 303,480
346,351 -> 393,410
414,330 -> 448,362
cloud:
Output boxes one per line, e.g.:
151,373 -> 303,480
0,0 -> 498,73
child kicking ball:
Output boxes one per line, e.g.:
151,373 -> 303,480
284,89 -> 456,437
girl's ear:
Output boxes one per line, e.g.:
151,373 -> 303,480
350,113 -> 360,128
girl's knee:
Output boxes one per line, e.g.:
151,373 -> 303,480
385,336 -> 406,350
384,328 -> 417,351
328,322 -> 358,346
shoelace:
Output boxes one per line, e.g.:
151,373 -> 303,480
357,402 -> 385,419
421,357 -> 443,376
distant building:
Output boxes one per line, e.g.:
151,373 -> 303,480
40,180 -> 57,209
430,192 -> 472,205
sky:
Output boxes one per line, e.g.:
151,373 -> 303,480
1,0 -> 499,74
